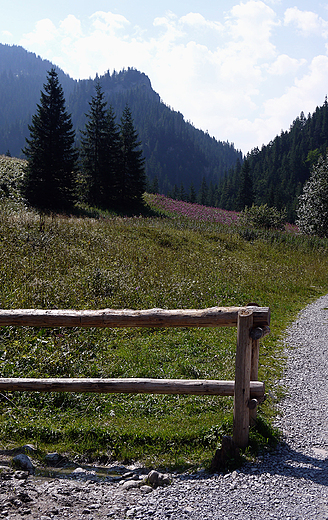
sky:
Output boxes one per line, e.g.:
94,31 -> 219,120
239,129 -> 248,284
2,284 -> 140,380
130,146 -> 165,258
2,0 -> 328,154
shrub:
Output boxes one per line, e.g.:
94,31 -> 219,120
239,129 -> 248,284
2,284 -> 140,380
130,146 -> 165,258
296,155 -> 328,238
240,204 -> 286,230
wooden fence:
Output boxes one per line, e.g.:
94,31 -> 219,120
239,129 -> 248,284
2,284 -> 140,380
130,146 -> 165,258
0,305 -> 270,449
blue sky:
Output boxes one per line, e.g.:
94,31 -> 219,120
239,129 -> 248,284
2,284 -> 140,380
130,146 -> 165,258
2,1 -> 328,153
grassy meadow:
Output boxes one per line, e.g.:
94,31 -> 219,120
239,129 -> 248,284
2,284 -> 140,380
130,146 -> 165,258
0,155 -> 328,469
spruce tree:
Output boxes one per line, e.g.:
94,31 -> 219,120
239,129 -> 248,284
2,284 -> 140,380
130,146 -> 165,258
118,105 -> 146,205
179,183 -> 186,201
22,68 -> 77,211
150,176 -> 159,194
198,177 -> 208,205
80,83 -> 120,207
236,159 -> 254,211
189,182 -> 197,203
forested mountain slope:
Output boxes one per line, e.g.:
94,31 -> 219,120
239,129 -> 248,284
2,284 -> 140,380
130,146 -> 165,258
216,100 -> 328,221
0,44 -> 242,193
0,45 -> 75,156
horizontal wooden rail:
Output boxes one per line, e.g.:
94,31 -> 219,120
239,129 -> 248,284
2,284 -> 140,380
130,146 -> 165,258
0,305 -> 271,451
0,378 -> 265,398
0,306 -> 270,328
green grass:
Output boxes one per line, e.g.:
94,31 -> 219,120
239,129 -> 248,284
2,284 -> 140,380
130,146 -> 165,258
0,157 -> 328,469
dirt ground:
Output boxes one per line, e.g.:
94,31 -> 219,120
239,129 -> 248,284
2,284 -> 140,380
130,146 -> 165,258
0,449 -> 168,519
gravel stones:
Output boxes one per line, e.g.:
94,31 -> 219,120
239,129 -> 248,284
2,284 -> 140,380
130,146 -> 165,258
1,295 -> 328,518
146,470 -> 171,488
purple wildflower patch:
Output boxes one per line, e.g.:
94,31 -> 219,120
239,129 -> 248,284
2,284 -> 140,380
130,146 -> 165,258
147,194 -> 240,225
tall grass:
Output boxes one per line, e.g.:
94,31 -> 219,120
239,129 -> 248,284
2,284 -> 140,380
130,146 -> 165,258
0,164 -> 328,468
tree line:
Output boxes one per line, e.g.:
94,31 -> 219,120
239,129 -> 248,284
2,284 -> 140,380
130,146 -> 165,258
241,100 -> 328,222
153,158 -> 252,211
155,98 -> 328,224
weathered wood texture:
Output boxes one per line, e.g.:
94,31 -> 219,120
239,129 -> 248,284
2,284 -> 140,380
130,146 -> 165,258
0,377 -> 265,397
250,338 -> 260,426
0,306 -> 270,328
233,309 -> 254,449
0,304 -> 270,450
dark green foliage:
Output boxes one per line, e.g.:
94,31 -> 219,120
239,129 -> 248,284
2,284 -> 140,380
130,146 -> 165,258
148,175 -> 159,194
80,83 -> 121,207
236,159 -> 253,210
245,100 -> 328,222
240,204 -> 286,230
118,105 -> 146,204
22,69 -> 78,212
217,159 -> 242,211
81,70 -> 242,196
168,184 -> 179,200
198,177 -> 208,205
189,183 -> 197,203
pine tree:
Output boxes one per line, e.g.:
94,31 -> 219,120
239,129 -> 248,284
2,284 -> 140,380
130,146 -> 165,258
188,182 -> 197,203
207,181 -> 216,207
198,177 -> 208,205
22,68 -> 77,211
149,176 -> 159,194
236,159 -> 254,210
179,183 -> 187,201
171,184 -> 179,200
118,105 -> 146,205
80,83 -> 120,207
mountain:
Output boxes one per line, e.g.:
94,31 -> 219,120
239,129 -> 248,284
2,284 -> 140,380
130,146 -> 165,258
246,101 -> 328,221
0,45 -> 76,162
214,99 -> 328,221
0,44 -> 242,194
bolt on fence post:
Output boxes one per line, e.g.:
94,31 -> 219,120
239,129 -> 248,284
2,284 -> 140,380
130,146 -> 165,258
233,308 -> 253,449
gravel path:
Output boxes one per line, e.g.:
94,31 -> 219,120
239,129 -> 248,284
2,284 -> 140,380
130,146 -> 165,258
1,295 -> 328,519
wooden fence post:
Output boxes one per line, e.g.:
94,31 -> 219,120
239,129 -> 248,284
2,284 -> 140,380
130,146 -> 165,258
249,323 -> 270,426
233,308 -> 253,449
0,305 -> 270,452
249,337 -> 260,426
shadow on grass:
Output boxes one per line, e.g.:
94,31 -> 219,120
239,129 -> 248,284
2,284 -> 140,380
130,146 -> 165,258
71,199 -> 165,220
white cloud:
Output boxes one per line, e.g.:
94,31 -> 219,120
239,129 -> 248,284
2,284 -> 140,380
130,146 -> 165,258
90,11 -> 130,34
294,55 -> 328,99
20,19 -> 57,46
267,54 -> 306,76
16,2 -> 328,153
180,12 -> 223,31
227,0 -> 279,59
284,7 -> 328,38
153,11 -> 185,43
60,15 -> 82,38
261,55 -> 328,140
17,4 -> 283,151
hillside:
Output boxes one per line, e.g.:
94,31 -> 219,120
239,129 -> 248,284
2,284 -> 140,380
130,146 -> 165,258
246,102 -> 328,221
0,154 -> 26,202
0,159 -> 327,465
0,44 -> 242,194
216,100 -> 328,221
